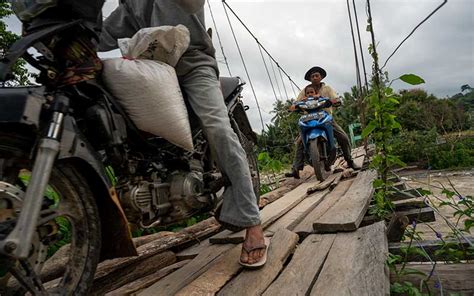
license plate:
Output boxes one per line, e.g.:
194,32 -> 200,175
301,112 -> 323,122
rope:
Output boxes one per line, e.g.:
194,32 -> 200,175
346,0 -> 363,97
207,0 -> 232,76
381,0 -> 448,70
222,1 -> 265,132
222,0 -> 301,92
258,43 -> 279,102
352,0 -> 369,93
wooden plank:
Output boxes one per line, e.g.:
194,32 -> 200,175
313,170 -> 377,233
138,244 -> 234,296
391,263 -> 474,295
262,234 -> 336,296
210,177 -> 320,244
175,244 -> 243,296
369,199 -> 427,213
90,251 -> 176,295
105,260 -> 191,296
389,236 -> 474,262
307,173 -> 340,194
387,187 -> 426,201
266,190 -> 330,236
90,217 -> 220,287
293,178 -> 354,239
361,207 -> 436,227
310,222 -> 389,296
217,229 -> 299,296
352,154 -> 365,169
176,239 -> 211,260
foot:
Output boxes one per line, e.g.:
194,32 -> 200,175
284,169 -> 300,179
347,160 -> 361,170
240,225 -> 266,265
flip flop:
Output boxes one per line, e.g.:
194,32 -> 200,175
239,237 -> 271,269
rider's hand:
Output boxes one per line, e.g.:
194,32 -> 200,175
289,105 -> 296,112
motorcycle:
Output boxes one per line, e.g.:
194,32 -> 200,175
0,14 -> 259,296
294,97 -> 338,181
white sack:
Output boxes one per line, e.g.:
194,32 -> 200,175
102,26 -> 193,151
119,25 -> 190,67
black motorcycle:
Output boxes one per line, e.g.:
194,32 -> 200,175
0,10 -> 259,296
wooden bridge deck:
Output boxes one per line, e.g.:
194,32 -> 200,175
43,146 -> 471,295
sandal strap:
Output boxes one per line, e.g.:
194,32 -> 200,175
242,242 -> 267,253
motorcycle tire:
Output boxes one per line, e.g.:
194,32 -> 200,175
309,139 -> 327,182
0,132 -> 101,296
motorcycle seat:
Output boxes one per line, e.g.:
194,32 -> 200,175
219,77 -> 241,101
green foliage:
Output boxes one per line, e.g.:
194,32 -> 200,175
399,74 -> 425,85
257,100 -> 299,164
391,130 -> 474,169
257,151 -> 284,173
0,2 -> 31,85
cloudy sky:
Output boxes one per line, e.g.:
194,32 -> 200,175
6,0 -> 474,132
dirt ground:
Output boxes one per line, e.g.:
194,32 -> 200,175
399,169 -> 474,240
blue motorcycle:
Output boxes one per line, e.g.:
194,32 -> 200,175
294,97 -> 337,181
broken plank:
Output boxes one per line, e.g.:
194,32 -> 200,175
90,251 -> 176,296
262,234 -> 336,296
175,244 -> 242,296
310,222 -> 389,296
313,170 -> 377,233
391,263 -> 474,295
105,260 -> 191,296
266,189 -> 330,236
293,178 -> 354,239
138,244 -> 234,296
217,229 -> 299,296
210,177 -> 320,244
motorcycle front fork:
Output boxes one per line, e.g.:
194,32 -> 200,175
0,95 -> 69,259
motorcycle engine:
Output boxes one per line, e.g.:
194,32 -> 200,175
121,168 -> 211,227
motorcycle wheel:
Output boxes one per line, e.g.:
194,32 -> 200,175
0,133 -> 101,295
309,139 -> 328,182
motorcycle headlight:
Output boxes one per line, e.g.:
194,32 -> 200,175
10,0 -> 58,22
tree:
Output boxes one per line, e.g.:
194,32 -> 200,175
0,2 -> 30,85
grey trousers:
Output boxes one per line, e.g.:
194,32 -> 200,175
292,121 -> 352,171
179,66 -> 261,228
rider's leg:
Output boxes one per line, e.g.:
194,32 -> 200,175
178,66 -> 261,228
285,136 -> 304,178
332,121 -> 360,169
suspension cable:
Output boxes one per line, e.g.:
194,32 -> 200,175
352,0 -> 369,93
258,43 -> 279,102
222,0 -> 301,92
381,0 -> 448,70
207,0 -> 232,76
222,1 -> 265,132
269,57 -> 283,100
346,0 -> 363,98
278,67 -> 290,101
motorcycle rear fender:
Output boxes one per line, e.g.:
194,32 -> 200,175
306,129 -> 327,143
59,115 -> 138,260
